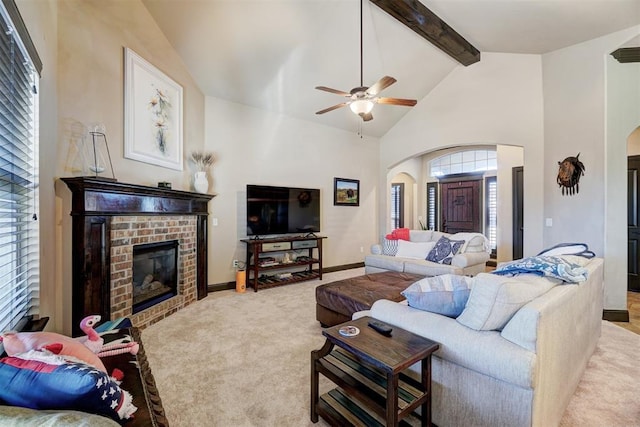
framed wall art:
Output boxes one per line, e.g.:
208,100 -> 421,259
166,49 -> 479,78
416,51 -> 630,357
334,177 -> 360,206
124,47 -> 183,170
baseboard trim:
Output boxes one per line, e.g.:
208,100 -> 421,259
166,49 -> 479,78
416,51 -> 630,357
602,309 -> 630,322
207,263 -> 365,293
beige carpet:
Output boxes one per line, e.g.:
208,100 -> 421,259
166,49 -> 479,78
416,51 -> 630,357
141,268 -> 640,426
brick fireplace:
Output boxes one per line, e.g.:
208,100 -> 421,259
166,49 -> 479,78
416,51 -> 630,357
62,177 -> 213,336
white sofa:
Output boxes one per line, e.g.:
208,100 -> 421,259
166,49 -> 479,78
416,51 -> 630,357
354,257 -> 604,427
365,230 -> 490,277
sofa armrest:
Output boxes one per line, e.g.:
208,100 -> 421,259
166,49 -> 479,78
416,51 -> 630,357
451,251 -> 490,268
371,244 -> 382,255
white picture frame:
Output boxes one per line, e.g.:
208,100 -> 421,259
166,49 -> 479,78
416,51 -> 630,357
124,48 -> 183,171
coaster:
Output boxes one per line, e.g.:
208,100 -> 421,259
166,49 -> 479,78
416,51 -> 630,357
338,326 -> 360,337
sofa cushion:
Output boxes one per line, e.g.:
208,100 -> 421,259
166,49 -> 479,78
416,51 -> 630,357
426,236 -> 466,265
395,240 -> 436,260
364,254 -> 405,272
456,273 -> 559,331
408,230 -> 433,242
368,299 -> 536,389
403,260 -> 462,276
0,405 -> 121,426
381,239 -> 399,256
401,274 -> 473,317
0,350 -> 136,422
451,232 -> 489,253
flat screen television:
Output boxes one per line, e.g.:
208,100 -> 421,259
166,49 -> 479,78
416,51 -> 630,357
246,184 -> 320,236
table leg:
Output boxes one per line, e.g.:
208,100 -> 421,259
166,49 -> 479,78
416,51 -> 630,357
422,356 -> 432,427
386,372 -> 399,426
310,339 -> 333,423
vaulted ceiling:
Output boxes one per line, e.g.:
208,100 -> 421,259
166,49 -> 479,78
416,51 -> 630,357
142,0 -> 640,137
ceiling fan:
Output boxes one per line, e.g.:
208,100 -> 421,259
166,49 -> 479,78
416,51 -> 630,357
315,0 -> 417,122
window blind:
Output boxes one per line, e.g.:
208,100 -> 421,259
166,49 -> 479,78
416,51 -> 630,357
426,182 -> 437,230
390,183 -> 404,229
0,0 -> 40,332
485,177 -> 497,253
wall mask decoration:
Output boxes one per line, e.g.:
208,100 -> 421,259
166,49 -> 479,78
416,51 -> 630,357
557,153 -> 585,196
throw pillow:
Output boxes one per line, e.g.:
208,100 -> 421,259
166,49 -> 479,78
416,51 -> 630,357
0,349 -> 137,422
456,273 -> 558,331
426,236 -> 466,265
492,255 -> 588,283
402,275 -> 473,317
382,238 -> 399,256
395,240 -> 436,260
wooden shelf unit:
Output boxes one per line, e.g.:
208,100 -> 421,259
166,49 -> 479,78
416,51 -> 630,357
241,235 -> 326,292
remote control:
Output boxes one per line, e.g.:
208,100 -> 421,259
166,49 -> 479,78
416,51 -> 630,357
368,320 -> 392,336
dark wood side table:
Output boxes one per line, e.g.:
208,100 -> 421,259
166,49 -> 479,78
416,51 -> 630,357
311,316 -> 439,426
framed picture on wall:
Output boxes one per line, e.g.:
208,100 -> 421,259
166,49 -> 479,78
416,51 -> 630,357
124,47 -> 183,170
334,177 -> 360,206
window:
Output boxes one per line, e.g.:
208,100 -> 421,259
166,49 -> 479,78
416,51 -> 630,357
0,0 -> 41,332
426,182 -> 438,230
485,176 -> 497,256
430,149 -> 497,177
390,183 -> 404,229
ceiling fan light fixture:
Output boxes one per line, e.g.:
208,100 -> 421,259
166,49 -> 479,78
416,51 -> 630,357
349,99 -> 374,115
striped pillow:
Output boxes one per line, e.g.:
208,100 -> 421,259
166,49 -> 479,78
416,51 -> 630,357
382,238 -> 399,256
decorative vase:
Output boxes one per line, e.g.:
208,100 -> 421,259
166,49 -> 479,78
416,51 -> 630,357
194,171 -> 209,194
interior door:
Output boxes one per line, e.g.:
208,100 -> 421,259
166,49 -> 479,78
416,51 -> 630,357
440,178 -> 482,234
628,156 -> 640,292
512,166 -> 524,260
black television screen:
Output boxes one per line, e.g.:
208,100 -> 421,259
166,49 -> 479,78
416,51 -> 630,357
246,185 -> 320,236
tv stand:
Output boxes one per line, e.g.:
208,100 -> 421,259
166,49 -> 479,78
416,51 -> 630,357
241,235 -> 326,292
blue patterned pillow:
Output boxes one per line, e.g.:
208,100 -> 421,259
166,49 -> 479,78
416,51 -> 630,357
402,275 -> 473,317
382,238 -> 399,256
426,236 -> 465,265
493,255 -> 588,282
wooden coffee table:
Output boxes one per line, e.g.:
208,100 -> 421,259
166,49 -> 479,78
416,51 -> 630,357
311,316 -> 439,426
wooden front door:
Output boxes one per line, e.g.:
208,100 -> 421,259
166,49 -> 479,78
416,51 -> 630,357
628,156 -> 640,292
441,178 -> 482,234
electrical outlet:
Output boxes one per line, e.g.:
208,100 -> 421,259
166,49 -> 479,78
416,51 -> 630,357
232,260 -> 239,268
360,246 -> 364,253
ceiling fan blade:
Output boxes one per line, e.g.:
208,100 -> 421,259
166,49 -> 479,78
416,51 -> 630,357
316,103 -> 349,115
315,86 -> 351,97
359,112 -> 373,122
366,76 -> 396,96
377,97 -> 417,107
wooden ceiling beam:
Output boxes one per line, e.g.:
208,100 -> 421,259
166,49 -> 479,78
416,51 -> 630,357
611,47 -> 640,63
370,0 -> 480,66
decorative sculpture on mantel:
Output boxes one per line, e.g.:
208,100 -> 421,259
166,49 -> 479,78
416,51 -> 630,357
84,123 -> 116,181
557,153 -> 585,196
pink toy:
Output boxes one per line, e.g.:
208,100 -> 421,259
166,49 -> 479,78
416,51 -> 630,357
78,314 -> 104,353
0,331 -> 107,373
77,315 -> 139,357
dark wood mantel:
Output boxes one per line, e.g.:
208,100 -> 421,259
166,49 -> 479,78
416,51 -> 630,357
62,177 -> 214,336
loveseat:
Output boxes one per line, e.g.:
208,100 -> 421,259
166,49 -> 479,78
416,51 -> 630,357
365,230 -> 490,276
354,256 -> 604,427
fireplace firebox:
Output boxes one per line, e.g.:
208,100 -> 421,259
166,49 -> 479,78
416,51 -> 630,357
132,240 -> 179,314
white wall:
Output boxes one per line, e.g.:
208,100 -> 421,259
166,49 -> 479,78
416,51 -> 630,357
496,145 -> 524,262
543,26 -> 640,312
16,0 -> 58,331
380,53 -> 545,258
204,96 -> 380,284
606,31 -> 640,311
